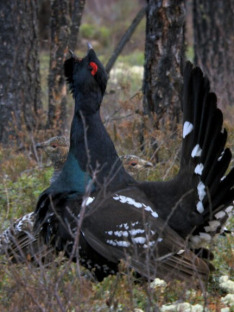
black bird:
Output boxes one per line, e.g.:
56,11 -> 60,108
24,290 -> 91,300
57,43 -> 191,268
34,46 -> 233,283
78,62 -> 234,283
34,46 -> 136,279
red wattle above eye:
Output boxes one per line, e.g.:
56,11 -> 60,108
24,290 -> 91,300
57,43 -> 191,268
89,62 -> 98,76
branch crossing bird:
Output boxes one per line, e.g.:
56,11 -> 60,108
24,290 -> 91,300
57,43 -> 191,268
33,45 -> 233,284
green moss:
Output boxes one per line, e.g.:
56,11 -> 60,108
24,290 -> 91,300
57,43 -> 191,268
80,23 -> 96,39
118,51 -> 144,66
80,23 -> 111,46
0,167 -> 52,224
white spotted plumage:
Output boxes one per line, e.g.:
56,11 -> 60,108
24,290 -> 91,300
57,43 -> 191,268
191,144 -> 202,158
183,121 -> 194,138
113,194 -> 158,219
196,201 -> 204,214
197,181 -> 206,202
194,163 -> 204,175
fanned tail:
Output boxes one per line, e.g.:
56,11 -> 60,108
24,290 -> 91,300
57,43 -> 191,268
180,62 -> 233,245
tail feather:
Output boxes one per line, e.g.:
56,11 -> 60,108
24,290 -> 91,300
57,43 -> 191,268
212,168 -> 234,208
208,148 -> 232,192
204,132 -> 228,186
201,110 -> 223,167
178,62 -> 233,243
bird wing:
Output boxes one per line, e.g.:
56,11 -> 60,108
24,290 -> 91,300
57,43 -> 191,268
82,187 -> 210,283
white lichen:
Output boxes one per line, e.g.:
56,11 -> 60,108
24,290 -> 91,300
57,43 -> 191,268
221,294 -> 234,307
160,302 -> 206,312
150,278 -> 167,289
219,276 -> 234,294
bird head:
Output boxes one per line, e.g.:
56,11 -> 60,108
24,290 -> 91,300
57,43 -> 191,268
64,43 -> 108,114
121,154 -> 153,176
36,136 -> 69,168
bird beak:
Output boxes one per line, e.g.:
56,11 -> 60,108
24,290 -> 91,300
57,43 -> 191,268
35,139 -> 49,149
87,42 -> 93,51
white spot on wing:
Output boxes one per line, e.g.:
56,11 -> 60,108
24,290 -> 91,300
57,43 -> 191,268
194,163 -> 204,175
132,237 -> 146,244
191,144 -> 202,158
106,239 -> 130,247
113,195 -> 158,218
83,197 -> 94,206
116,241 -> 130,247
106,239 -> 116,246
183,121 -> 194,138
118,223 -> 129,230
113,231 -> 128,237
129,229 -> 145,236
113,195 -> 141,208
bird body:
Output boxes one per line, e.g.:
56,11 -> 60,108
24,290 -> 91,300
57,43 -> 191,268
31,47 -> 233,283
33,47 -> 135,277
81,187 -> 211,282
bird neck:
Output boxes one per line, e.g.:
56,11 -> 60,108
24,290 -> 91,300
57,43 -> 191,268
70,101 -> 135,190
54,151 -> 92,194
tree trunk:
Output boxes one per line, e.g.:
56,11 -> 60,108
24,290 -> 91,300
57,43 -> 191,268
68,0 -> 86,51
193,0 -> 234,109
47,0 -> 86,131
0,0 -> 41,145
47,0 -> 70,131
143,0 -> 185,130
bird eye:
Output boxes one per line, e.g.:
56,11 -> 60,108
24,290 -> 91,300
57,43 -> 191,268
51,144 -> 57,149
130,162 -> 137,167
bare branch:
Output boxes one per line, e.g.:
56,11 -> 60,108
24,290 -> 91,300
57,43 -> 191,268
105,6 -> 146,74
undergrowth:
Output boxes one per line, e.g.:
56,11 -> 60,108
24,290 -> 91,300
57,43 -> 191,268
0,41 -> 233,310
0,117 -> 233,311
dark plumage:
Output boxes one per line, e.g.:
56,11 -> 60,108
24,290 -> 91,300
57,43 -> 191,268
138,63 -> 234,245
34,46 -> 135,279
33,46 -> 233,284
